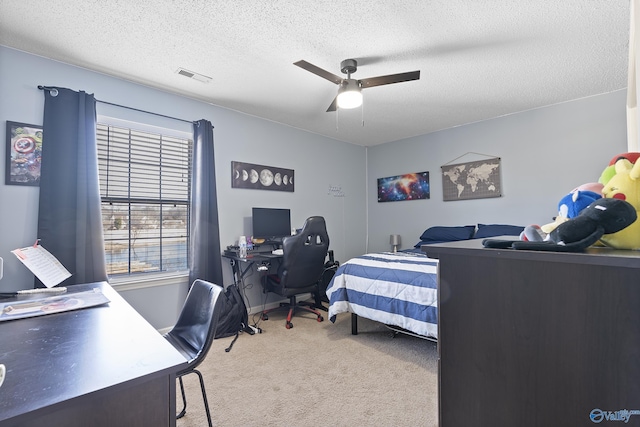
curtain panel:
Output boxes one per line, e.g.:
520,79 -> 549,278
189,119 -> 223,286
37,87 -> 107,287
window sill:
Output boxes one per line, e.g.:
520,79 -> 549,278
110,270 -> 190,292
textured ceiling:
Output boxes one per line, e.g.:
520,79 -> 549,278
0,1 -> 631,146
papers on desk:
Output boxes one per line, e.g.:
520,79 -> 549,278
0,288 -> 110,322
11,244 -> 72,288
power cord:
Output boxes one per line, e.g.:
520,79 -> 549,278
250,289 -> 270,331
238,279 -> 263,334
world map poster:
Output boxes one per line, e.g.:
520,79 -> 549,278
441,158 -> 501,201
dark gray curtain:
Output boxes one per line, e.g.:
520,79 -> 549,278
37,87 -> 107,287
189,119 -> 223,286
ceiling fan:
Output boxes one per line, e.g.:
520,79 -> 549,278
294,59 -> 420,112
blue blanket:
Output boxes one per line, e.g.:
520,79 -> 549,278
327,252 -> 438,339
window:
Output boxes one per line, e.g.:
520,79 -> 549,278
97,123 -> 192,276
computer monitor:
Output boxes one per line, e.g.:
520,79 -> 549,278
251,207 -> 291,241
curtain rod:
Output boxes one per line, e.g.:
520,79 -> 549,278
38,85 -> 196,124
97,99 -> 196,124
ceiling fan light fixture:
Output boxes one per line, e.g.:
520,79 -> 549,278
336,79 -> 362,109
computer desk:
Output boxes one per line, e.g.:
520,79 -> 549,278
222,249 -> 283,334
222,248 -> 282,287
222,248 -> 329,318
0,281 -> 187,427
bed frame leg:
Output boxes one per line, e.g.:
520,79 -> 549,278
351,313 -> 358,335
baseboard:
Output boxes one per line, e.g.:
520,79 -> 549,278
158,293 -> 317,334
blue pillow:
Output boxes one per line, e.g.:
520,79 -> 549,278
474,224 -> 524,239
419,225 -> 476,242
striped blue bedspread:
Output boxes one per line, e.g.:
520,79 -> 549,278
326,252 -> 439,339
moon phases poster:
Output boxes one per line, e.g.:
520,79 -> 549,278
231,161 -> 294,192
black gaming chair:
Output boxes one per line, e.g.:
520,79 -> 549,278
164,279 -> 224,427
261,216 -> 329,329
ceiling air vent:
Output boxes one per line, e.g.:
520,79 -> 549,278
176,67 -> 211,83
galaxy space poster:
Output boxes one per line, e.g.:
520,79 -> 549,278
377,171 -> 430,202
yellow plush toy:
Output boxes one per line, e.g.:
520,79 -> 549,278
599,152 -> 640,185
600,158 -> 640,249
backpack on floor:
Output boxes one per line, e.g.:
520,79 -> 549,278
214,283 -> 248,352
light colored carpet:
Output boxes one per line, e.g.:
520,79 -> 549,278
176,309 -> 439,427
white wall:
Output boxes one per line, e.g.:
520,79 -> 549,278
0,46 -> 366,329
366,90 -> 628,252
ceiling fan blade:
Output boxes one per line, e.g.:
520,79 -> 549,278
359,70 -> 420,88
326,96 -> 338,112
294,60 -> 343,85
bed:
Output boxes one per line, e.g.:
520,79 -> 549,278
326,224 -> 525,340
326,251 -> 439,340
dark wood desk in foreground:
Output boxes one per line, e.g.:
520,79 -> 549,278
0,281 -> 187,427
423,239 -> 640,427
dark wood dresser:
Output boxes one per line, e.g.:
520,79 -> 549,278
423,239 -> 640,426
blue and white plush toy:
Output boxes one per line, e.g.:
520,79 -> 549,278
539,190 -> 602,235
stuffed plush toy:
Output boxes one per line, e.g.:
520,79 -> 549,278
521,184 -> 604,241
570,182 -> 603,195
600,158 -> 640,249
539,190 -> 602,234
544,197 -> 636,250
519,224 -> 546,242
598,152 -> 640,185
485,198 -> 637,252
